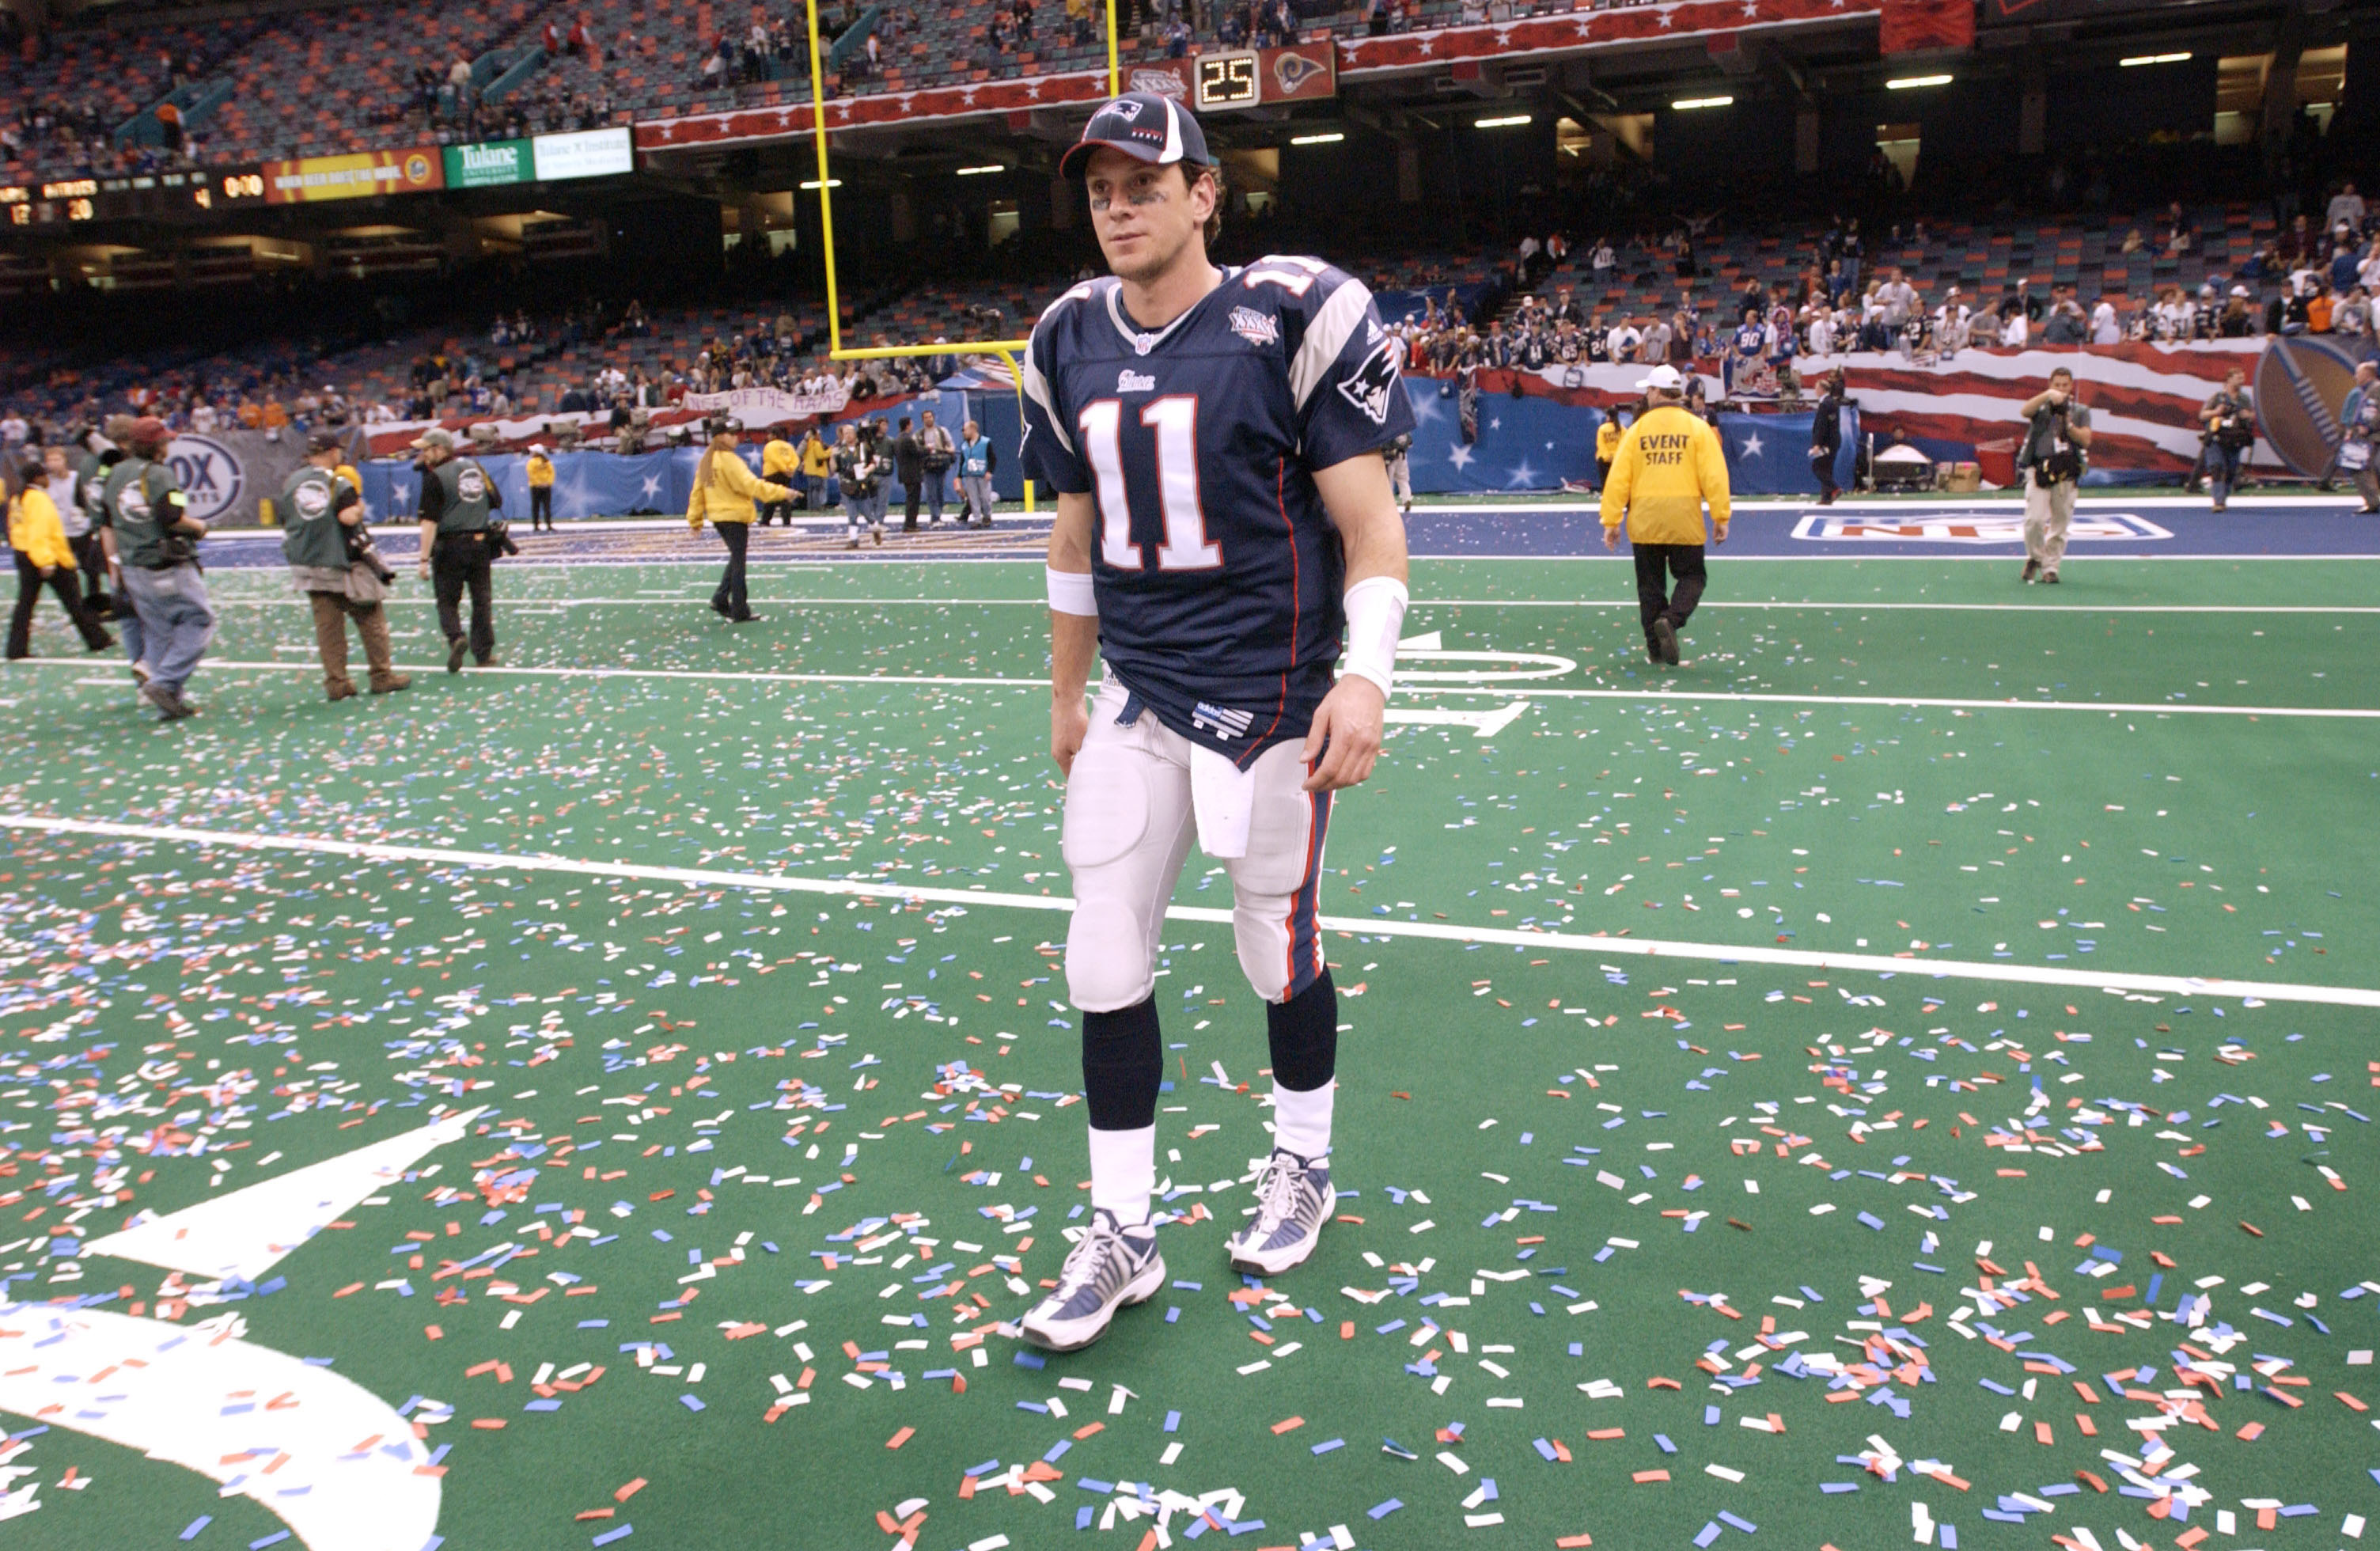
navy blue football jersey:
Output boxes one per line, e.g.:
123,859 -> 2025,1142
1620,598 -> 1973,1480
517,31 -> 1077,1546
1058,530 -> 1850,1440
1021,256 -> 1415,768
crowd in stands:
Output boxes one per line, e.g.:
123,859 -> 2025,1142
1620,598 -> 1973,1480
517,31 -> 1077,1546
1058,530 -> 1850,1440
0,0 -> 1672,180
1364,183 -> 2380,410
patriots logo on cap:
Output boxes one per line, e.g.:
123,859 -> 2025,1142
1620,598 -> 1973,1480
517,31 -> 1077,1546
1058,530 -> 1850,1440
1106,98 -> 1144,122
1336,342 -> 1402,426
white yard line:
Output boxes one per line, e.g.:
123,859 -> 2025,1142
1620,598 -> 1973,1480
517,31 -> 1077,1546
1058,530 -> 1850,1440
8,657 -> 2371,719
2,813 -> 2366,1009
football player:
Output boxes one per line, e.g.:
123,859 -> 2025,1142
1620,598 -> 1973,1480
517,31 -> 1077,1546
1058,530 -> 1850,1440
1018,93 -> 1415,1352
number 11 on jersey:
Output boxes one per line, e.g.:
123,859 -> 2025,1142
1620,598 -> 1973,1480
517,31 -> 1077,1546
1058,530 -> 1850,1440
1078,396 -> 1222,571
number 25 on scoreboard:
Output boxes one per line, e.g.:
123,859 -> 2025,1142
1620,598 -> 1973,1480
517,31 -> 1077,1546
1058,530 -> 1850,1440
1197,51 -> 1259,108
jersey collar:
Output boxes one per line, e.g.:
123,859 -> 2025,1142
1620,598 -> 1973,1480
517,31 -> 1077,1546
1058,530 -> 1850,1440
1103,268 -> 1241,357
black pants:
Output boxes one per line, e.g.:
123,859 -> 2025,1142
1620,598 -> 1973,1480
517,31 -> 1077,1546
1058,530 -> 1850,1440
901,476 -> 923,527
757,498 -> 794,526
9,551 -> 112,657
711,520 -> 750,617
70,531 -> 108,613
432,538 -> 495,661
1811,449 -> 1839,502
1633,542 -> 1707,643
529,486 -> 552,529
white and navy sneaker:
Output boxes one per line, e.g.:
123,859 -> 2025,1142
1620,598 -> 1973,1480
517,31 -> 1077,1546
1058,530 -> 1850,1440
1019,1209 -> 1165,1352
1227,1149 -> 1336,1276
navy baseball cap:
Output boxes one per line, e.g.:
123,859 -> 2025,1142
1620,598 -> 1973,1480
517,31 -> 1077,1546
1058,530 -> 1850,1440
1058,92 -> 1210,180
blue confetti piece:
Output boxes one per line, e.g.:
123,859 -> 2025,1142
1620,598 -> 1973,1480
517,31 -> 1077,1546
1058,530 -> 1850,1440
1704,1405 -> 1721,1425
249,1534 -> 292,1550
1533,1438 -> 1557,1461
1014,1351 -> 1048,1370
1655,1434 -> 1677,1454
1717,1511 -> 1756,1532
676,1394 -> 703,1412
1165,1410 -> 1181,1433
180,1516 -> 213,1542
1367,1499 -> 1403,1521
1312,1439 -> 1345,1455
1941,1527 -> 1957,1549
591,1526 -> 634,1548
1695,1522 -> 1724,1548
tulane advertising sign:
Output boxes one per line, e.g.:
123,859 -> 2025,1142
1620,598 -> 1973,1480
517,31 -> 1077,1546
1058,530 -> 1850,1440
443,138 -> 532,189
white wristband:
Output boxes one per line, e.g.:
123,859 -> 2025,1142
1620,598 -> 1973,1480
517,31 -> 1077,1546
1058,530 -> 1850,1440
1340,575 -> 1409,697
1046,566 -> 1097,617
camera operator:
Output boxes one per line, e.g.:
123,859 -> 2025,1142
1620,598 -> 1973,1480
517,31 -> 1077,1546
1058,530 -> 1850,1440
282,429 -> 408,700
2196,366 -> 2256,513
2017,367 -> 2092,585
98,415 -> 215,719
1384,430 -> 1412,516
411,427 -> 506,673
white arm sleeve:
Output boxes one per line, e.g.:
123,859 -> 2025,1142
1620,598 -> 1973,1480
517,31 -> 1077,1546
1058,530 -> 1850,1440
1046,566 -> 1097,617
1340,575 -> 1409,697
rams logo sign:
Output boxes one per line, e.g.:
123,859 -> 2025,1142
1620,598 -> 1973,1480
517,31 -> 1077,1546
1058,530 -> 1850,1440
1265,44 -> 1336,102
2253,335 -> 2357,477
1272,51 -> 1326,94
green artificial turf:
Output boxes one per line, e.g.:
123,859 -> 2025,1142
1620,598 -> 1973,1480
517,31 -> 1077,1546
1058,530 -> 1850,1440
0,554 -> 2375,1551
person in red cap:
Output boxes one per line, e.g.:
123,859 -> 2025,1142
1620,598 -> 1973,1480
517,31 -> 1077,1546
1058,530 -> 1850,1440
1018,91 -> 1415,1354
97,415 -> 216,720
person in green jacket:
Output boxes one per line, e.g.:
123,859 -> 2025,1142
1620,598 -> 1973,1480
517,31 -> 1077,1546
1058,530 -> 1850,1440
282,429 -> 409,700
410,427 -> 504,673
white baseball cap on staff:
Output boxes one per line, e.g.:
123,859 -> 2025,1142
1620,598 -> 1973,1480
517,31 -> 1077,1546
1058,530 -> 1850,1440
1637,364 -> 1686,393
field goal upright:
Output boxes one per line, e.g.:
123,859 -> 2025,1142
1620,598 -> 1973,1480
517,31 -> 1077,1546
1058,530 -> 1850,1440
803,0 -> 1124,514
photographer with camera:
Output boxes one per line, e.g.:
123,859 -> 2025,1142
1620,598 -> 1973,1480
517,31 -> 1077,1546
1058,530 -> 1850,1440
98,416 -> 216,720
282,429 -> 409,701
411,427 -> 507,674
2196,367 -> 2257,514
2017,367 -> 2093,585
915,409 -> 957,528
1384,430 -> 1413,516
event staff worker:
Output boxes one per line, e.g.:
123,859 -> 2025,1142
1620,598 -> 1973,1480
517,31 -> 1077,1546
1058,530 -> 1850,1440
1594,410 -> 1621,491
411,427 -> 504,673
957,419 -> 995,527
798,427 -> 833,510
915,409 -> 956,526
100,415 -> 215,720
1600,363 -> 1731,667
42,444 -> 104,620
757,431 -> 799,526
525,444 -> 557,531
2017,366 -> 2092,584
1810,371 -> 1848,506
685,420 -> 792,622
282,429 -> 409,700
9,457 -> 115,661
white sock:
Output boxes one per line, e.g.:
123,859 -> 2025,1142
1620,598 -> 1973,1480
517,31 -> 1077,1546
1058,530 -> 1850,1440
1270,1080 -> 1335,1162
1087,1124 -> 1155,1227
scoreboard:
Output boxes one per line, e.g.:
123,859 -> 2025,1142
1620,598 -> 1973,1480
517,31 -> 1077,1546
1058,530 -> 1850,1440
0,166 -> 266,228
1192,44 -> 1338,112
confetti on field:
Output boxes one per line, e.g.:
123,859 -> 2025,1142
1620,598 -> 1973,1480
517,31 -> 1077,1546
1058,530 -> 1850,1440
0,548 -> 2376,1547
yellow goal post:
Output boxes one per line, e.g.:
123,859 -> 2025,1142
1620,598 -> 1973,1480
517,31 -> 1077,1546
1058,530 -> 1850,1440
803,0 -> 1124,512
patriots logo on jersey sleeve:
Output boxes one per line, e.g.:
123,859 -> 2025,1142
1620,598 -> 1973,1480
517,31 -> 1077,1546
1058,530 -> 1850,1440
1336,341 -> 1402,425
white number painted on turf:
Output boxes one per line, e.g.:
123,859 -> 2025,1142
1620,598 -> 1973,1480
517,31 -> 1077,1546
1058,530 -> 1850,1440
1077,396 -> 1222,571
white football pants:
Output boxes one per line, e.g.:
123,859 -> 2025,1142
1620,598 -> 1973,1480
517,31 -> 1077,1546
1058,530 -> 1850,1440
1063,677 -> 1332,1013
